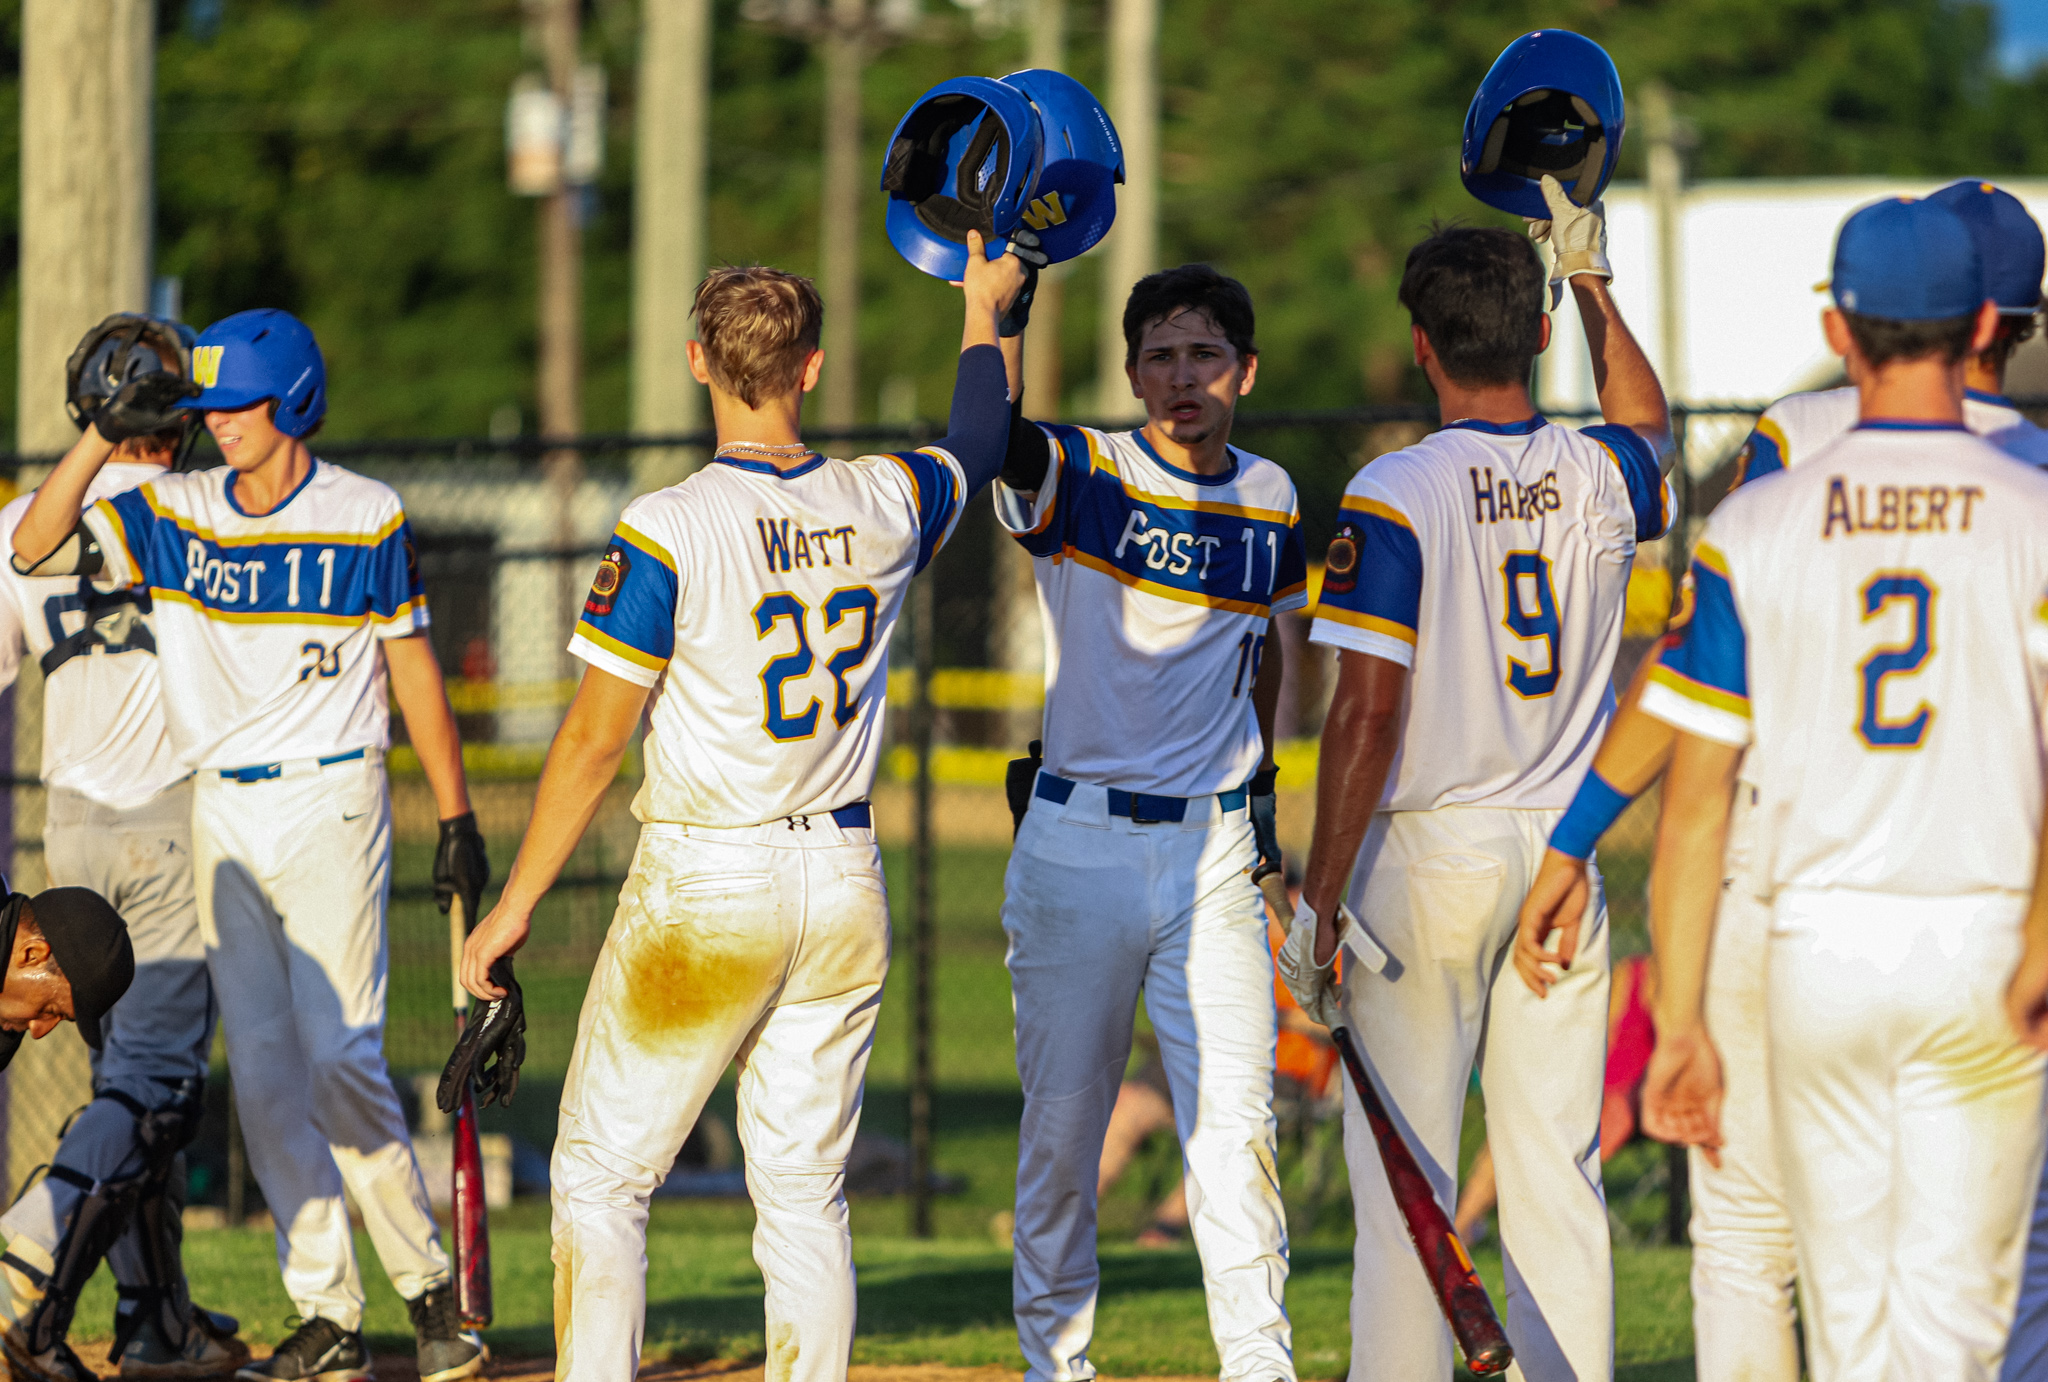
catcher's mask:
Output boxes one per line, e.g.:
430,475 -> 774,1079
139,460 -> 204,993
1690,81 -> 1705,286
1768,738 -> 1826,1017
65,314 -> 203,469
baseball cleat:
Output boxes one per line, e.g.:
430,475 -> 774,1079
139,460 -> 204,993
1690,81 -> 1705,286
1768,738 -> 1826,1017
231,1317 -> 371,1382
407,1286 -> 487,1382
119,1303 -> 253,1379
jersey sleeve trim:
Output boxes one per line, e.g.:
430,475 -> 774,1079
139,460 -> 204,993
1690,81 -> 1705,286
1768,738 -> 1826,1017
571,621 -> 668,675
1585,424 -> 1669,541
1310,604 -> 1417,645
1739,417 -> 1789,486
887,448 -> 968,573
613,519 -> 677,572
1308,617 -> 1417,668
371,595 -> 430,638
1645,661 -> 1750,719
1349,496 -> 1415,532
89,495 -> 144,587
1640,678 -> 1752,746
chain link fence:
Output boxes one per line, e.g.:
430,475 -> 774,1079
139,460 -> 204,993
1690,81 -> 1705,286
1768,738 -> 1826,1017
3,397 -> 2037,1226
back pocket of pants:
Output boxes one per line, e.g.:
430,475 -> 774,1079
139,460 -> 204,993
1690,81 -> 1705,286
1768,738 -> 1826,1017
1406,852 -> 1505,967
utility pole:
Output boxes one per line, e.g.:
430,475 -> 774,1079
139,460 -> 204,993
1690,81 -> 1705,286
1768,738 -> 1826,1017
1644,82 -> 1690,593
13,0 -> 155,1195
632,0 -> 712,493
537,0 -> 584,453
817,0 -> 866,431
1095,0 -> 1156,422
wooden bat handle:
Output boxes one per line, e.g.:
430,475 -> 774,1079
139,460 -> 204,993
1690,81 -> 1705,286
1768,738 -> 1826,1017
449,894 -> 470,1019
1333,1027 -> 1514,1375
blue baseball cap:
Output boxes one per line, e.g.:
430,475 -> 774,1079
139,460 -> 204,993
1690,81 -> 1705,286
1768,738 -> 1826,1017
1829,197 -> 1986,321
1927,180 -> 2045,315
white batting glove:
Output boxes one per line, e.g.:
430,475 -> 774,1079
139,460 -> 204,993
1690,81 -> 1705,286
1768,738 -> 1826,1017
1279,898 -> 1352,1029
1525,173 -> 1612,298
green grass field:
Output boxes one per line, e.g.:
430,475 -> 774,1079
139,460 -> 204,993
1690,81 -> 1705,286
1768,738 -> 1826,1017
156,828 -> 1695,1375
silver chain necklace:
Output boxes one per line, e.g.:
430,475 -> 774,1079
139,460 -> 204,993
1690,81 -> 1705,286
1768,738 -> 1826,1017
714,440 -> 813,460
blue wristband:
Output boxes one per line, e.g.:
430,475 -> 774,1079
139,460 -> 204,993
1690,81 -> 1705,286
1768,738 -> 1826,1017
1549,769 -> 1634,861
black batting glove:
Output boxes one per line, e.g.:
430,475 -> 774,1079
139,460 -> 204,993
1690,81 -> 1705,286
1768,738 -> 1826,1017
1000,229 -> 1048,338
437,960 -> 526,1111
433,812 -> 490,922
1249,766 -> 1282,881
94,374 -> 198,443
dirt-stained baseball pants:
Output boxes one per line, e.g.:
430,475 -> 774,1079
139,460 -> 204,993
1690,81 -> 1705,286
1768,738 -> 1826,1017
1338,805 -> 1612,1382
1003,783 -> 1293,1382
1687,786 -> 1800,1382
1769,889 -> 2046,1382
194,755 -> 449,1332
0,783 -> 215,1306
551,818 -> 890,1382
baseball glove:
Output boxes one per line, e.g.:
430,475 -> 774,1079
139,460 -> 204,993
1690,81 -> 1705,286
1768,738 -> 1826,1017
94,373 -> 199,444
437,959 -> 525,1112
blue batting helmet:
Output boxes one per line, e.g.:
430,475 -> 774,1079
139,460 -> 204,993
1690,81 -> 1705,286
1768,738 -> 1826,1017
185,309 -> 326,437
1461,31 -> 1626,221
999,69 -> 1123,266
1927,180 -> 2045,316
881,76 -> 1046,281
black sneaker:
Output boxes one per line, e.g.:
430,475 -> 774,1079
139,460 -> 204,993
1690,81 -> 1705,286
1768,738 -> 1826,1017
232,1317 -> 371,1382
406,1286 -> 486,1382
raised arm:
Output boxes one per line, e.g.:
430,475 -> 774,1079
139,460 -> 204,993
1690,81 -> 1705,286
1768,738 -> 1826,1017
936,230 -> 1030,497
1574,275 -> 1672,454
12,428 -> 117,571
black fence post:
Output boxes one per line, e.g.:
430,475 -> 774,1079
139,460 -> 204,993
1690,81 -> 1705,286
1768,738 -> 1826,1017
909,572 -> 937,1238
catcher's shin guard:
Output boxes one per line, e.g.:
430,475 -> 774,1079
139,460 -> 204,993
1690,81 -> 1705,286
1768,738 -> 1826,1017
18,1081 -> 204,1357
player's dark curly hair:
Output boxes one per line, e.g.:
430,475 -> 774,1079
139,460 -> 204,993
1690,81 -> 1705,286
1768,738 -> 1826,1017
1841,310 -> 1980,368
1398,225 -> 1546,387
1123,264 -> 1256,365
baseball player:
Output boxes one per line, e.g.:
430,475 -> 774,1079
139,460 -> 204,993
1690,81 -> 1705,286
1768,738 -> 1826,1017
457,238 -> 1027,1381
9,309 -> 489,1382
1642,194 -> 2048,1381
0,315 -> 247,1381
994,260 -> 1306,1382
1283,179 -> 1673,1382
1514,177 -> 2048,1382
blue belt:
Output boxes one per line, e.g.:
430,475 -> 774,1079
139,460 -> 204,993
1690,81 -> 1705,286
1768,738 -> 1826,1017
1033,772 -> 1248,824
217,748 -> 367,784
828,802 -> 872,829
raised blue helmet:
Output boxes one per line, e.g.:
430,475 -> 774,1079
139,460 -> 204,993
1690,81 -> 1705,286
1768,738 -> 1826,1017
997,68 -> 1123,265
881,76 -> 1045,281
1461,30 -> 1626,220
185,308 -> 327,438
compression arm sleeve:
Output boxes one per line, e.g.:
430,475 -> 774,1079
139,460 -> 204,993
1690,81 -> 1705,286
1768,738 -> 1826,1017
1000,395 -> 1051,492
935,344 -> 1013,496
9,524 -> 101,579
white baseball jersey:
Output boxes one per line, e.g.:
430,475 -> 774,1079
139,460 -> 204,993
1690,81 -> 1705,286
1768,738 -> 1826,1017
0,463 -> 185,807
570,447 -> 968,829
1644,423 -> 2048,898
83,459 -> 429,771
994,425 -> 1309,798
1310,416 -> 1673,811
1735,385 -> 2048,482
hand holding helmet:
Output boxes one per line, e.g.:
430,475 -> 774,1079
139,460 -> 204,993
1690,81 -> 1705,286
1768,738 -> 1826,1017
1527,174 -> 1613,295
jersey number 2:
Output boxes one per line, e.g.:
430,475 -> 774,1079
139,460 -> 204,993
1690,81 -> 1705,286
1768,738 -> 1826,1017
754,586 -> 880,742
1858,573 -> 1935,750
1501,552 -> 1560,699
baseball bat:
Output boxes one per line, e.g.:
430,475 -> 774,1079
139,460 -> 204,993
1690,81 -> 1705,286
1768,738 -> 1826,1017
449,895 -> 493,1329
1332,1026 -> 1512,1376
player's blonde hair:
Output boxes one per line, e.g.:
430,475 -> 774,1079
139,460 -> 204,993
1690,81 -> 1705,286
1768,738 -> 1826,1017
692,266 -> 824,409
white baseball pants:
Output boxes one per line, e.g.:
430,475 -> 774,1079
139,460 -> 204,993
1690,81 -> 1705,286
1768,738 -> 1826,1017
1687,789 -> 1799,1382
551,818 -> 890,1382
1769,888 -> 2046,1382
0,783 -> 216,1298
1337,805 -> 1612,1382
1004,784 -> 1292,1382
193,757 -> 449,1331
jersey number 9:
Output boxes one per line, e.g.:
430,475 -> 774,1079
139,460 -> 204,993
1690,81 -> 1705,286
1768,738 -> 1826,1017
1501,552 -> 1561,699
754,586 -> 882,742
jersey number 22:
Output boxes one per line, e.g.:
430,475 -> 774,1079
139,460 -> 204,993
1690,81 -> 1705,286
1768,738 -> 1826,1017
754,587 -> 880,742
